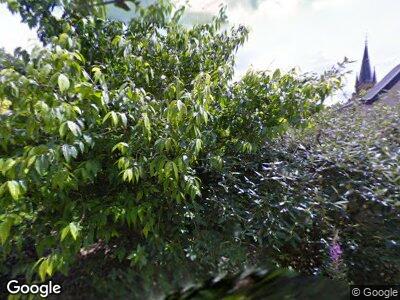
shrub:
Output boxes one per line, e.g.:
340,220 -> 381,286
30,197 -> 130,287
209,101 -> 400,285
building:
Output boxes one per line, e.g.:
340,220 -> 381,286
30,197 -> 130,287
355,40 -> 377,95
353,40 -> 400,105
362,64 -> 400,104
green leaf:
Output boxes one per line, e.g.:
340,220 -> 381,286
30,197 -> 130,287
112,142 -> 129,154
72,51 -> 85,63
7,180 -> 21,200
0,158 -> 15,175
38,259 -> 48,282
273,69 -> 281,79
67,121 -> 81,137
92,67 -> 102,82
176,100 -> 184,111
58,74 -> 70,92
34,155 -> 49,175
143,224 -> 150,238
103,111 -> 119,127
59,122 -> 67,137
69,222 -> 79,240
59,33 -> 69,46
122,168 -> 133,182
0,218 -> 13,245
6,0 -> 20,12
46,257 -> 54,277
0,183 -> 6,197
119,112 -> 127,127
111,112 -> 119,127
60,225 -> 70,241
195,139 -> 202,154
61,144 -> 78,162
172,162 -> 179,180
142,113 -> 151,132
111,35 -> 123,47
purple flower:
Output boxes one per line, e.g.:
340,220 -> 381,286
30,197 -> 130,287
329,242 -> 342,263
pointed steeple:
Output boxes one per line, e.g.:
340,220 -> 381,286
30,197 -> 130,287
372,68 -> 377,83
355,38 -> 377,95
359,39 -> 373,83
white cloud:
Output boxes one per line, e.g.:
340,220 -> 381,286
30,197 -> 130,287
226,0 -> 400,103
180,0 -> 224,13
310,0 -> 347,11
260,0 -> 301,18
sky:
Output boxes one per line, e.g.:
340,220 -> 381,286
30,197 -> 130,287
1,0 -> 400,103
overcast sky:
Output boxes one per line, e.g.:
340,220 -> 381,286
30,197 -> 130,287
1,0 -> 400,103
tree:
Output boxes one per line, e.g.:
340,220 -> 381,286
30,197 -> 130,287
0,0 -> 342,296
0,0 -> 136,42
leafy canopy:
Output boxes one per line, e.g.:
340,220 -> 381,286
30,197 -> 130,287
0,0 -> 341,294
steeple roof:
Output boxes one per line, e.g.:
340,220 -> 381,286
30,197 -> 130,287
359,41 -> 374,83
355,39 -> 377,95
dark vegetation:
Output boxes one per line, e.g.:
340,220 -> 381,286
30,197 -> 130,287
0,0 -> 399,298
165,268 -> 349,300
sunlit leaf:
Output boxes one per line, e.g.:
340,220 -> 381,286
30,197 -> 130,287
58,74 -> 70,92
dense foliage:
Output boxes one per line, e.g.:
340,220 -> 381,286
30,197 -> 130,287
2,0 -> 398,298
286,102 -> 400,284
0,1 -> 344,297
166,268 -> 349,300
220,101 -> 400,285
160,101 -> 400,298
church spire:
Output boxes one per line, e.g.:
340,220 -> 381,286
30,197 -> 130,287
372,68 -> 377,83
359,39 -> 373,83
355,38 -> 376,94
